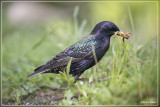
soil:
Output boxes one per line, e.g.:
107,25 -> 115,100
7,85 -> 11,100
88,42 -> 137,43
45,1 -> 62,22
2,88 -> 65,105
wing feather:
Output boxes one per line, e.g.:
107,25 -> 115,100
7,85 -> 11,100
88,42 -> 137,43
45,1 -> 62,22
31,34 -> 104,75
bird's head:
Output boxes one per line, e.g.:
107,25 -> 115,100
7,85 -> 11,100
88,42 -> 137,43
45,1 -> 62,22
90,21 -> 120,37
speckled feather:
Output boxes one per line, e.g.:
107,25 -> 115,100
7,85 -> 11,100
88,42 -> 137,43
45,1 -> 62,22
27,21 -> 120,80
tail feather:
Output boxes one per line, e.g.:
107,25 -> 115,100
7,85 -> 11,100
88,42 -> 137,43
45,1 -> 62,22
27,71 -> 40,78
27,65 -> 50,78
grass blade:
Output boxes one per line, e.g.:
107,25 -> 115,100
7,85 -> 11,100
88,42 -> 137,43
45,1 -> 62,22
128,6 -> 135,32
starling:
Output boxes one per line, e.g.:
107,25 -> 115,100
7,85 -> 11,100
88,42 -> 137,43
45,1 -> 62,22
27,21 -> 120,81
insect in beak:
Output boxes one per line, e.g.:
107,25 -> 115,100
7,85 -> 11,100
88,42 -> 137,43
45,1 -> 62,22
113,31 -> 132,40
113,31 -> 133,46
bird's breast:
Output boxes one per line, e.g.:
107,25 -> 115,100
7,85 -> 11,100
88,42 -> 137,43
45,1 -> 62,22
102,37 -> 110,51
95,37 -> 110,62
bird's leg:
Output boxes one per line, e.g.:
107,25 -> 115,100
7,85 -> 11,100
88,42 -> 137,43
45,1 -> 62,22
73,75 -> 88,83
90,76 -> 110,84
73,75 -> 79,83
77,78 -> 89,81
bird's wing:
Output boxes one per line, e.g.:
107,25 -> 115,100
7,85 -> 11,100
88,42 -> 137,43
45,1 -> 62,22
45,35 -> 97,69
27,35 -> 103,78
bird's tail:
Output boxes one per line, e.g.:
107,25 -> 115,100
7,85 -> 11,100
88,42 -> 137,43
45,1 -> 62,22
27,72 -> 41,78
27,66 -> 49,78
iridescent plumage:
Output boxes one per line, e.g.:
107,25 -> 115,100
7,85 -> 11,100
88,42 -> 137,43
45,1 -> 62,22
27,21 -> 120,81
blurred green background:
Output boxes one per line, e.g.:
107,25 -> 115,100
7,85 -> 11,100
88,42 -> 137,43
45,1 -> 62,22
1,1 -> 158,105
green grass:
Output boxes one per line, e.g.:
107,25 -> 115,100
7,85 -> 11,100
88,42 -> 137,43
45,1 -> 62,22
2,5 -> 157,105
2,21 -> 157,105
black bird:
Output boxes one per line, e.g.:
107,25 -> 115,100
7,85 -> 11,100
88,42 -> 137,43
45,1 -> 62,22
27,21 -> 120,81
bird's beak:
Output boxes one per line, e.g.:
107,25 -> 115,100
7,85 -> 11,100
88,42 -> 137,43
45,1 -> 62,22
119,30 -> 124,34
114,30 -> 124,36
